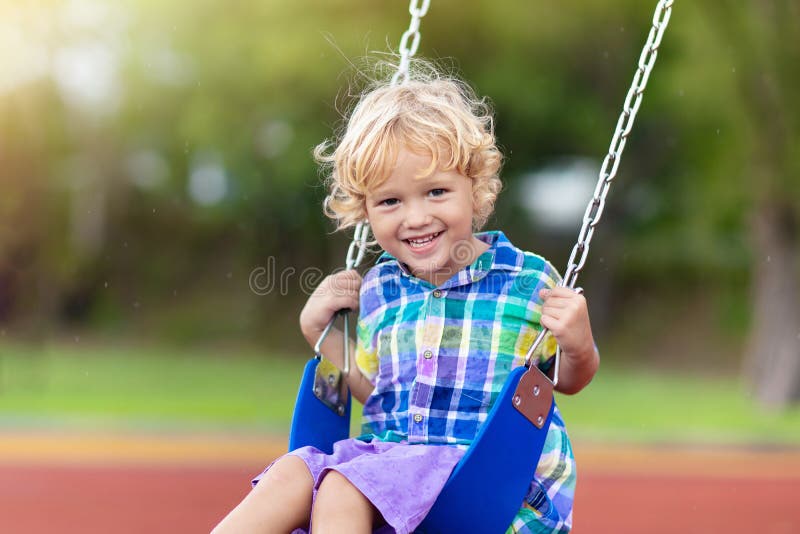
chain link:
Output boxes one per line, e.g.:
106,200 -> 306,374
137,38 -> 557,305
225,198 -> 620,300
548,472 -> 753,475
391,0 -> 431,86
346,221 -> 370,270
526,0 -> 674,372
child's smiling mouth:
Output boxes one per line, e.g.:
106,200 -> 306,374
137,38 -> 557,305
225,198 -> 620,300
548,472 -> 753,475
404,231 -> 443,251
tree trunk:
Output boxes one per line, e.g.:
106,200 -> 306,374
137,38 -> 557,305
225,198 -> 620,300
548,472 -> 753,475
743,202 -> 800,407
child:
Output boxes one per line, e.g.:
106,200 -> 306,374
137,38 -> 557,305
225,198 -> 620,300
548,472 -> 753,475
213,66 -> 599,534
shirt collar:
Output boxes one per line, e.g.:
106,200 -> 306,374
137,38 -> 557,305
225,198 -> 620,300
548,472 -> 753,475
375,231 -> 523,288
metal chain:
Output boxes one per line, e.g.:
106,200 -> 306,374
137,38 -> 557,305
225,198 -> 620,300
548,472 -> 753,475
317,2 -> 433,374
562,0 -> 673,289
350,0 -> 431,270
391,0 -> 431,85
349,0 -> 432,275
525,0 -> 674,373
341,0 -> 433,281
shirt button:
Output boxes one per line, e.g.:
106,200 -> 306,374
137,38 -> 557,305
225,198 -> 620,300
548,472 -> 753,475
413,414 -> 423,423
432,290 -> 443,298
423,349 -> 433,359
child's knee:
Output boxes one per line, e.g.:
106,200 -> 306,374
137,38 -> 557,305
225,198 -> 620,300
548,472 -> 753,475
314,471 -> 380,529
259,454 -> 312,490
316,470 -> 364,506
212,455 -> 313,533
318,469 -> 348,489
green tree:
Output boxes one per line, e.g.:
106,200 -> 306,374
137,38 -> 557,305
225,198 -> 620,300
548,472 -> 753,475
701,0 -> 800,407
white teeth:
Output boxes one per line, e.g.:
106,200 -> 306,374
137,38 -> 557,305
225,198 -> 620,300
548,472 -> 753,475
407,232 -> 440,248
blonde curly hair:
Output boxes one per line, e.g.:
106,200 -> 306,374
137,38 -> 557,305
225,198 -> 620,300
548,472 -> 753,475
315,62 -> 503,231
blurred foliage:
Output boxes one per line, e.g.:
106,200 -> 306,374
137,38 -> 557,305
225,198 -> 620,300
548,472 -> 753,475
0,0 -> 797,374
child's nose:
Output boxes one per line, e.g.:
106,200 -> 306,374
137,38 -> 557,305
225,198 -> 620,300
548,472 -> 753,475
403,204 -> 431,229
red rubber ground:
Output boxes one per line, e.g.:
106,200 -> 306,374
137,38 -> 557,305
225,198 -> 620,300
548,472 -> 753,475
1,436 -> 798,533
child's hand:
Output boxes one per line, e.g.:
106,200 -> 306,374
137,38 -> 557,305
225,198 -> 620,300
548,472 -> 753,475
538,286 -> 595,360
299,269 -> 362,344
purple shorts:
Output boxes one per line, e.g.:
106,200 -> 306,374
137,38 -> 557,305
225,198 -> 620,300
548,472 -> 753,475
252,438 -> 465,534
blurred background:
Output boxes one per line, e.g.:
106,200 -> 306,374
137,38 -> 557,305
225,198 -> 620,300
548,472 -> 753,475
0,0 -> 798,532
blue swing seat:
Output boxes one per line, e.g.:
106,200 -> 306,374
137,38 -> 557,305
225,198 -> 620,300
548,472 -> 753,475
289,359 -> 555,533
289,358 -> 351,454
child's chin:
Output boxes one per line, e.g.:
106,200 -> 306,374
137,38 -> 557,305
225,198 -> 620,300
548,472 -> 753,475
409,263 -> 448,280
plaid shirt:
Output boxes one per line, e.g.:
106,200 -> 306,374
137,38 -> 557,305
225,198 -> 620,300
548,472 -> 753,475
355,231 -> 575,533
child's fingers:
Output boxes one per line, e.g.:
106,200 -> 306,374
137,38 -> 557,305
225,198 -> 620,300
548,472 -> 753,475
329,269 -> 362,284
539,313 -> 566,335
322,271 -> 362,296
541,290 -> 587,334
324,279 -> 361,296
539,286 -> 585,300
539,288 -> 586,311
541,298 -> 576,316
541,299 -> 564,318
539,288 -> 550,300
331,297 -> 360,314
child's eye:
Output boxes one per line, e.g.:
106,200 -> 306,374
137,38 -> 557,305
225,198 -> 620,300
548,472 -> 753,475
429,188 -> 446,197
379,198 -> 399,207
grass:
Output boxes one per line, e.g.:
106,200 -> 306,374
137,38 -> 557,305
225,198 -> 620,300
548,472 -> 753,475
1,340 -> 799,446
0,341 -> 301,432
557,366 -> 800,445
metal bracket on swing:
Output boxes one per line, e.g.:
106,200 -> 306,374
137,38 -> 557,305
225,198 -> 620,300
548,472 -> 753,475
512,365 -> 554,429
312,312 -> 350,417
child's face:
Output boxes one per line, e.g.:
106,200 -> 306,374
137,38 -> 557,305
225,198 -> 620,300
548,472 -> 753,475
365,147 -> 488,286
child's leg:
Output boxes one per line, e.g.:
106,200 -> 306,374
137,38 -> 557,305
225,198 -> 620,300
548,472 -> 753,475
211,455 -> 313,534
311,470 -> 381,534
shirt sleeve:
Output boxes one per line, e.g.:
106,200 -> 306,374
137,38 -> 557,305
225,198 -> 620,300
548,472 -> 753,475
355,316 -> 379,385
354,267 -> 382,385
526,258 -> 562,369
